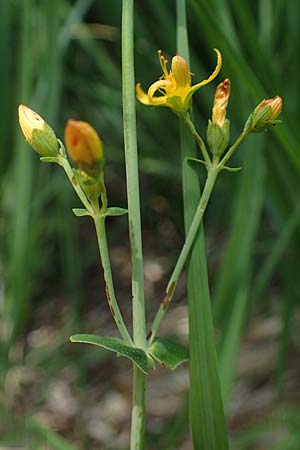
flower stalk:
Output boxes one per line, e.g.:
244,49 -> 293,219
122,1 -> 147,449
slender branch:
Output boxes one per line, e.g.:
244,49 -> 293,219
149,165 -> 218,344
182,113 -> 211,167
219,130 -> 248,167
59,156 -> 94,214
93,215 -> 133,345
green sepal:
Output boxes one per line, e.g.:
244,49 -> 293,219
40,156 -> 59,163
72,208 -> 92,217
57,139 -> 67,158
105,207 -> 128,217
149,337 -> 189,370
70,334 -> 155,374
207,119 -> 230,157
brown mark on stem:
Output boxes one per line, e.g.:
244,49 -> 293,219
146,329 -> 153,341
109,305 -> 116,317
162,281 -> 175,311
72,176 -> 78,186
105,283 -> 111,304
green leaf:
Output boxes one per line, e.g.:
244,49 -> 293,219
105,207 -> 128,217
187,157 -> 208,167
40,156 -> 59,163
70,334 -> 154,373
72,208 -> 91,217
149,337 -> 189,370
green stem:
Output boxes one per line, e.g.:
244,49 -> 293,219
122,1 -> 147,449
93,215 -> 133,346
149,165 -> 218,344
219,130 -> 248,167
59,156 -> 94,214
182,113 -> 211,167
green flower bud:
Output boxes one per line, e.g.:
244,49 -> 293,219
244,96 -> 283,133
207,119 -> 230,158
18,105 -> 59,157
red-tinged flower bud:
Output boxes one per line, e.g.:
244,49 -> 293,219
245,96 -> 283,133
64,120 -> 104,176
207,79 -> 231,158
18,105 -> 59,157
212,79 -> 231,127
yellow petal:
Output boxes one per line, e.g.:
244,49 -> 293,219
136,83 -> 152,105
147,79 -> 173,105
188,48 -> 222,97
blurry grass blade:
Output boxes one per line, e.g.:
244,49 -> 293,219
177,2 -> 229,449
252,201 -> 300,303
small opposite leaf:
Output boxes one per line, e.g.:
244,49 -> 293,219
40,156 -> 59,163
149,337 -> 189,370
70,334 -> 154,374
72,208 -> 91,217
187,157 -> 208,167
106,207 -> 128,217
222,165 -> 242,173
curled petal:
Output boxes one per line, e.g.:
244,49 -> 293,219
136,83 -> 152,105
187,48 -> 222,100
148,79 -> 174,105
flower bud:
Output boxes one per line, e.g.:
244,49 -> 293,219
207,79 -> 231,157
245,96 -> 282,133
64,120 -> 104,176
212,79 -> 230,127
207,120 -> 230,158
18,105 -> 59,157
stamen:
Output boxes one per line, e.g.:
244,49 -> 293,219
158,50 -> 169,78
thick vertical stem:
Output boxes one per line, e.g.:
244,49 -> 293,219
122,1 -> 147,449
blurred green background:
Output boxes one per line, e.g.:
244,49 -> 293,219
1,1 -> 300,449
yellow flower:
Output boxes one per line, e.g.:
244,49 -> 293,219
136,49 -> 222,114
64,120 -> 104,176
18,104 -> 59,157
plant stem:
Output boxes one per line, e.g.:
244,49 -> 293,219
93,215 -> 133,345
59,156 -> 94,214
219,130 -> 248,167
122,1 -> 147,449
182,113 -> 211,167
149,165 -> 218,344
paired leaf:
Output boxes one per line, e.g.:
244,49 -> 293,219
105,207 -> 128,217
72,208 -> 91,217
70,334 -> 154,374
149,337 -> 189,370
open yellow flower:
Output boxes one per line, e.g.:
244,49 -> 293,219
136,49 -> 222,115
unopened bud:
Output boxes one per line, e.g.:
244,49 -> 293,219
245,96 -> 283,133
212,79 -> 230,127
18,105 -> 59,157
207,79 -> 231,157
64,120 -> 104,176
